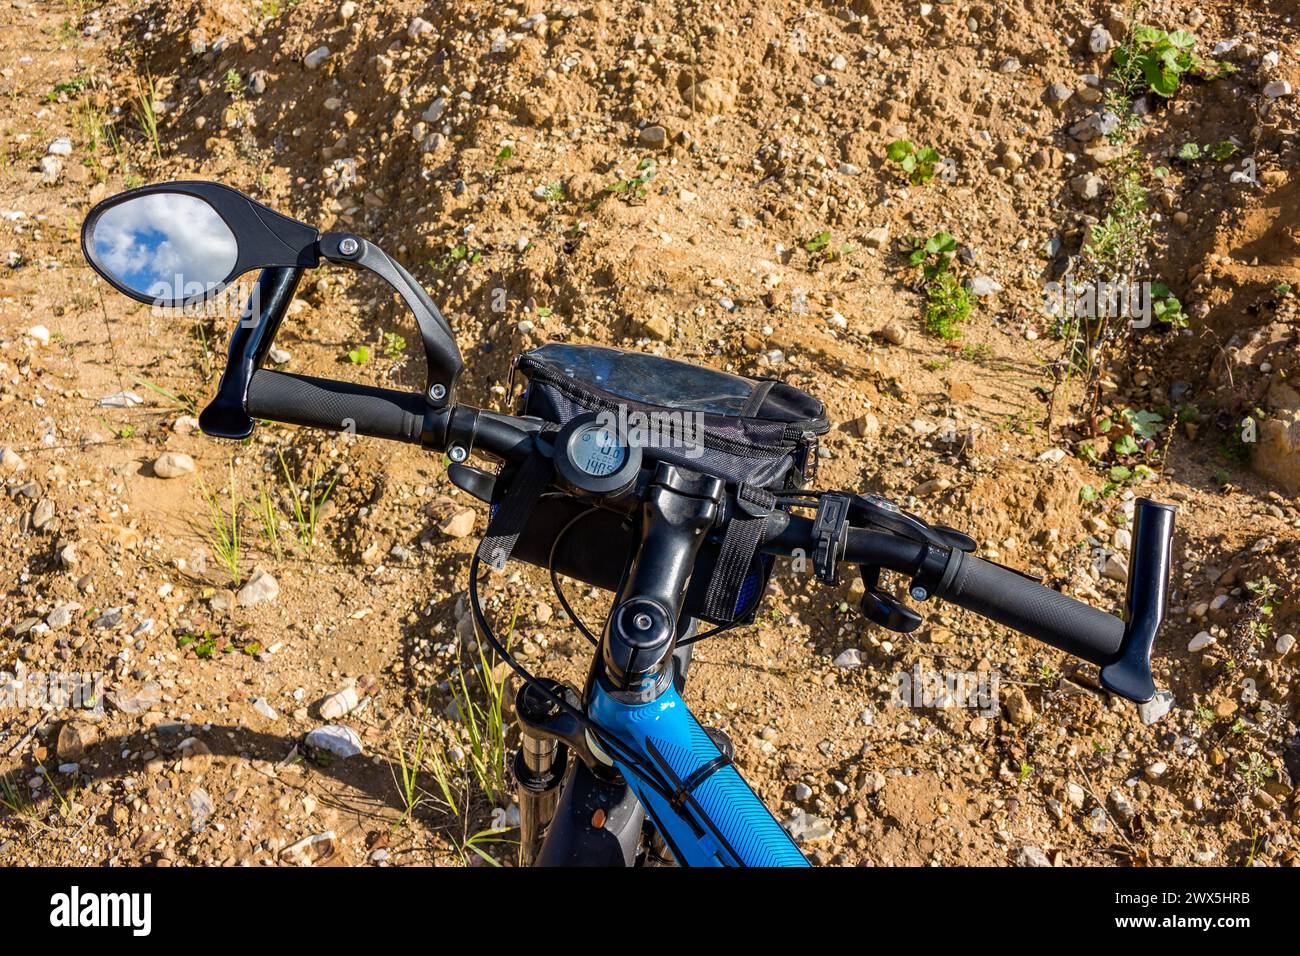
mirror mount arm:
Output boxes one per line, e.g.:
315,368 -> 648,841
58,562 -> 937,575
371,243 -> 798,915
199,266 -> 305,440
319,232 -> 464,410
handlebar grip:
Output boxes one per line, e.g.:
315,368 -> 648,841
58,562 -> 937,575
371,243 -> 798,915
941,552 -> 1124,667
246,369 -> 426,443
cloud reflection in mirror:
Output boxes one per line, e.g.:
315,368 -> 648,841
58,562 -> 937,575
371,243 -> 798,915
91,193 -> 238,303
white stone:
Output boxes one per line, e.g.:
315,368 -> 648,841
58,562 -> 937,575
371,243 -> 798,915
303,46 -> 331,69
305,725 -> 363,759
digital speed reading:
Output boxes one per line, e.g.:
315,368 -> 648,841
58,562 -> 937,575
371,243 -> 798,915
571,423 -> 626,477
554,413 -> 642,496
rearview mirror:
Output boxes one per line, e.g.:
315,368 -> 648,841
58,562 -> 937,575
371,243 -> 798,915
81,181 -> 319,307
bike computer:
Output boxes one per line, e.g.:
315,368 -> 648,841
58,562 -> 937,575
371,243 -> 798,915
554,412 -> 641,495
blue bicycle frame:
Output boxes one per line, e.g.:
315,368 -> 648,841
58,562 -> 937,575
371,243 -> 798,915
587,679 -> 809,867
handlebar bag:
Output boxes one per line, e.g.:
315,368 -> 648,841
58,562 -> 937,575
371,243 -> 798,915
509,343 -> 829,624
514,343 -> 829,490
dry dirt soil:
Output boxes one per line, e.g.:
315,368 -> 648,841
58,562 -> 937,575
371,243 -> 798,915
1,0 -> 1299,867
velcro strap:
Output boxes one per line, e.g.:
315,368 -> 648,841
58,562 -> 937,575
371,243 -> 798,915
701,484 -> 776,621
475,445 -> 554,572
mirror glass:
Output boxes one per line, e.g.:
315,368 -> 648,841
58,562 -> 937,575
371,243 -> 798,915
89,193 -> 238,304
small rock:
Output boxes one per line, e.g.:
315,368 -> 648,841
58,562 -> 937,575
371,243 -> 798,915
26,324 -> 51,345
1071,172 -> 1105,200
1045,82 -> 1072,105
1088,24 -> 1114,53
1187,631 -> 1215,652
251,697 -> 279,721
1138,690 -> 1175,725
31,498 -> 55,529
39,155 -> 63,185
439,508 -> 477,539
107,681 -> 162,715
1016,846 -> 1052,867
303,46 -> 331,69
318,686 -> 360,720
879,322 -> 908,345
281,831 -> 338,866
236,568 -> 279,607
793,782 -> 813,800
997,57 -> 1020,73
970,275 -> 1002,297
640,316 -> 672,340
188,787 -> 214,832
152,452 -> 195,479
56,721 -> 98,761
0,447 -> 24,473
1108,788 -> 1135,823
783,810 -> 833,843
407,16 -> 434,41
1263,80 -> 1292,100
1144,761 -> 1167,781
1277,633 -> 1296,656
1102,554 -> 1129,583
305,725 -> 363,759
638,124 -> 668,149
46,602 -> 80,629
1003,687 -> 1036,726
863,226 -> 890,249
47,138 -> 73,157
833,648 -> 862,669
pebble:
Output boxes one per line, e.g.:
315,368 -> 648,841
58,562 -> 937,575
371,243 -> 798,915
1015,846 -> 1052,867
57,721 -> 98,761
305,725 -> 363,759
1138,690 -> 1175,725
879,322 -> 908,345
1187,631 -> 1215,652
638,124 -> 668,149
407,16 -> 434,41
0,447 -> 24,473
31,498 -> 55,529
1003,687 -> 1035,726
1088,24 -> 1114,54
26,324 -> 50,344
1263,80 -> 1292,100
1102,554 -> 1128,583
281,831 -> 338,866
188,787 -> 214,832
236,568 -> 279,607
108,681 -> 161,715
1144,761 -> 1167,781
1045,82 -> 1072,105
303,46 -> 331,69
440,508 -> 477,538
318,686 -> 360,720
783,810 -> 833,843
863,226 -> 890,249
997,57 -> 1020,73
793,782 -> 813,800
152,452 -> 195,479
832,648 -> 862,669
1071,172 -> 1105,200
46,602 -> 80,629
970,275 -> 1002,297
1276,633 -> 1295,656
39,155 -> 62,184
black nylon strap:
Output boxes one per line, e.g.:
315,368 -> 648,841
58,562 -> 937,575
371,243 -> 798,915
701,484 -> 776,621
474,445 -> 554,572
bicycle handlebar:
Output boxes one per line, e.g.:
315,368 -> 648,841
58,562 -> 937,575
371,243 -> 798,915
243,369 -> 1172,701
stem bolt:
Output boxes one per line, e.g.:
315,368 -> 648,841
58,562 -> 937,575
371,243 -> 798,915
448,445 -> 468,463
338,236 -> 360,256
428,383 -> 447,402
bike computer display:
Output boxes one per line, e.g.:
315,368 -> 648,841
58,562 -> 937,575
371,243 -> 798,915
555,413 -> 641,495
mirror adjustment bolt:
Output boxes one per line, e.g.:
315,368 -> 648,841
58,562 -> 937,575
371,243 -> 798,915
338,236 -> 360,256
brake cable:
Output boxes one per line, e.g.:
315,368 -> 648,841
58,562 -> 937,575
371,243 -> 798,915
467,552 -> 682,806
